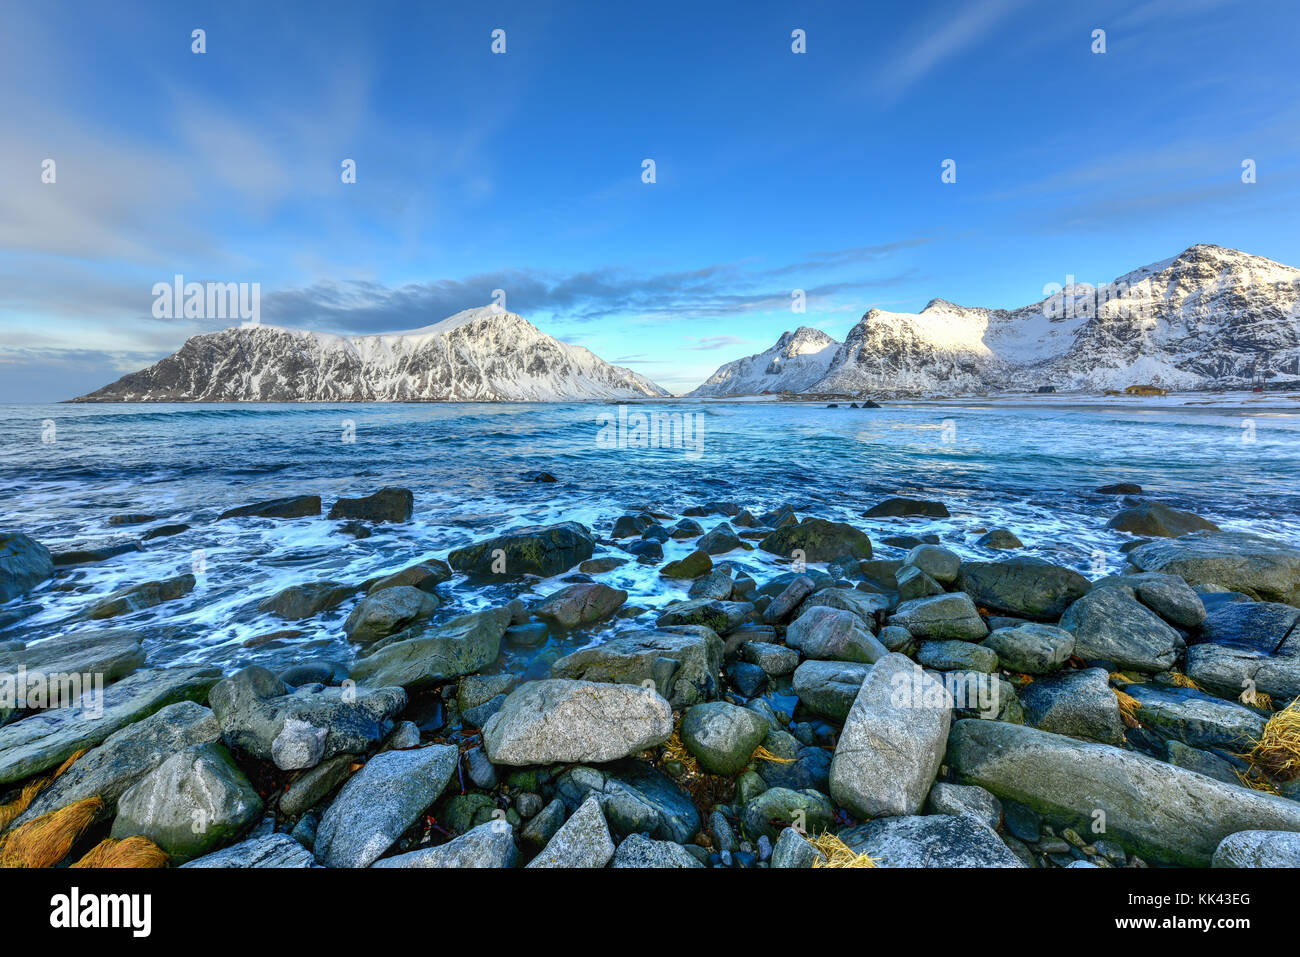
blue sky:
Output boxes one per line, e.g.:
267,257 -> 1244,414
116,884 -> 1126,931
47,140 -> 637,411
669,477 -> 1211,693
1,0 -> 1298,399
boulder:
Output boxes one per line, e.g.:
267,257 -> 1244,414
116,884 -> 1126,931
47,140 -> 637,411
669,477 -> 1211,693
366,560 -> 453,595
759,518 -> 873,562
0,628 -> 144,687
87,573 -> 195,620
1018,667 -> 1125,745
903,544 -> 961,585
688,566 -> 737,601
791,660 -> 871,720
1198,599 -> 1300,651
896,565 -> 944,601
655,598 -> 751,634
697,523 -> 742,555
958,557 -> 1091,620
0,531 -> 55,603
343,586 -> 439,644
926,781 -> 1003,830
527,796 -> 615,868
761,575 -> 816,624
553,762 -> 699,844
681,702 -> 769,775
1096,482 -> 1142,495
1212,830 -> 1300,868
947,718 -> 1300,866
839,814 -> 1023,867
327,487 -> 413,523
1127,532 -> 1300,606
659,550 -> 713,579
976,528 -> 1023,550
862,497 -> 949,518
218,495 -> 321,520
258,581 -> 353,620
550,627 -> 724,707
916,639 -> 998,673
1101,572 -> 1206,628
314,744 -> 459,868
350,607 -> 510,689
1059,585 -> 1182,672
1187,641 -> 1300,703
741,787 -> 833,841
112,742 -> 262,864
829,653 -> 952,818
372,820 -> 517,868
888,592 -> 987,641
482,680 -> 673,766
797,588 -> 890,629
981,623 -> 1074,675
1107,502 -> 1219,538
182,833 -> 316,868
1124,683 -> 1267,751
770,826 -> 826,868
534,583 -> 628,628
786,606 -> 887,663
447,522 -> 595,578
611,833 -> 704,868
740,641 -> 799,676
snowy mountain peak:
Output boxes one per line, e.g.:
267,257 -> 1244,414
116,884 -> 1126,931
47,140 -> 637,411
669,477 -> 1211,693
688,325 -> 840,396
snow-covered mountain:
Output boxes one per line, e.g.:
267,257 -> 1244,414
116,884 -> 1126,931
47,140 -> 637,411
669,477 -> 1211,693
701,245 -> 1300,396
688,326 -> 839,396
73,307 -> 670,402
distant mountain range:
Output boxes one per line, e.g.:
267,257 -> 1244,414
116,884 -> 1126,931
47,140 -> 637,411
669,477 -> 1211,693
690,245 -> 1300,396
74,245 -> 1300,402
73,307 -> 669,402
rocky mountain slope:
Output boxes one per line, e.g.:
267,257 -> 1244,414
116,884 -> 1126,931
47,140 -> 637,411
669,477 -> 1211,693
688,326 -> 839,397
73,308 -> 670,402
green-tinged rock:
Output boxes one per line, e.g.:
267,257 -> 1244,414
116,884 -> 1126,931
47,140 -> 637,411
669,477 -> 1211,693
351,607 -> 510,689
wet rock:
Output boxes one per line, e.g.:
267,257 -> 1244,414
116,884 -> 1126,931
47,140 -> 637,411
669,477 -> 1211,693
1018,667 -> 1125,745
482,679 -> 673,765
976,528 -> 1023,550
258,580 -> 353,620
981,623 -> 1075,675
533,582 -> 628,629
740,641 -> 799,676
0,628 -> 144,687
0,531 -> 55,603
670,518 -> 705,539
798,588 -> 890,629
1164,740 -> 1240,784
527,796 -> 614,868
1125,683 -> 1267,751
520,798 -> 566,852
958,557 -> 1092,620
448,521 -> 595,578
112,742 -> 262,864
351,607 -> 510,689
896,564 -> 944,601
554,762 -> 699,844
551,627 -> 724,707
1212,830 -> 1300,868
830,653 -> 952,818
579,557 -> 629,574
948,718 -> 1300,866
697,523 -> 742,555
681,701 -> 768,775
1128,532 -> 1300,606
314,744 -> 459,867
656,598 -> 751,633
888,592 -> 988,641
786,606 -> 887,663
219,495 -> 321,520
927,781 -> 1002,830
1198,599 -> 1300,651
373,820 -> 517,868
52,540 -> 142,566
840,814 -> 1023,867
726,660 -> 767,696
759,518 -> 873,563
916,639 -> 998,672
863,497 -> 950,518
280,754 -> 357,818
1096,482 -> 1142,495
327,487 -> 413,523
741,787 -> 833,842
611,832 -> 704,868
87,573 -> 195,620
660,549 -> 713,579
1100,572 -> 1206,628
791,659 -> 871,720
182,833 -> 316,868
1187,640 -> 1300,703
142,523 -> 191,541
366,560 -> 453,595
625,540 -> 664,563
1059,585 -> 1182,672
762,574 -> 816,624
612,515 -> 650,539
689,566 -> 736,601
505,622 -> 548,647
1107,503 -> 1219,538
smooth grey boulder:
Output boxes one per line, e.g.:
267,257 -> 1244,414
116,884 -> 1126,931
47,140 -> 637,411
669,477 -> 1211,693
0,628 -> 145,687
830,653 -> 952,818
681,701 -> 769,776
343,586 -> 439,644
535,583 -> 628,628
1107,502 -> 1219,538
926,781 -> 1003,831
981,623 -> 1074,675
797,587 -> 890,629
351,607 -> 510,689
550,627 -> 723,707
0,531 -> 55,604
740,641 -> 799,676
904,544 -> 961,585
791,659 -> 871,720
13,700 -> 220,827
209,665 -> 406,770
1059,585 -> 1182,672
916,639 -> 998,673
1128,532 -> 1300,606
610,833 -> 704,868
257,581 -> 352,620
527,796 -> 615,868
786,606 -> 887,663
1097,572 -> 1206,628
182,833 -> 316,868
0,665 -> 220,785
314,744 -> 458,868
839,813 -> 1024,868
948,718 -> 1300,866
482,679 -> 673,766
372,820 -> 517,868
1212,830 -> 1300,868
447,521 -> 595,578
896,564 -> 944,601
112,742 -> 263,864
1018,667 -> 1125,745
741,787 -> 833,841
888,592 -> 987,641
958,557 -> 1091,620
1187,641 -> 1300,703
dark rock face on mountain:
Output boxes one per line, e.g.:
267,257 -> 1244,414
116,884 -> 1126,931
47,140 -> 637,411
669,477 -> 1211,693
73,308 -> 670,402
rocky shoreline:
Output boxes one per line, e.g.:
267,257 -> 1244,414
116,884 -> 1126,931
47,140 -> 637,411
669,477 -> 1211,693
3,486 -> 1300,869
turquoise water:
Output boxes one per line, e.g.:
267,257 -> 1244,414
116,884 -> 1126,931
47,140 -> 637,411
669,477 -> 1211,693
1,400 -> 1298,673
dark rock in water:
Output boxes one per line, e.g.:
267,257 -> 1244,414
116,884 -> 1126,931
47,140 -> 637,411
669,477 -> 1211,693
336,521 -> 371,538
848,402 -> 859,409
327,486 -> 414,523
279,660 -> 347,687
682,502 -> 741,518
534,583 -> 628,628
958,556 -> 1091,620
1107,502 -> 1219,538
219,495 -> 321,521
1018,667 -> 1125,745
641,524 -> 671,543
862,400 -> 881,408
625,539 -> 664,563
758,504 -> 797,527
505,622 -> 548,647
448,521 -> 595,578
759,517 -> 873,562
656,598 -> 751,633
1128,532 -> 1300,607
669,518 -> 705,540
182,833 -> 316,868
839,814 -> 1023,867
551,627 -> 724,707
660,549 -> 712,579
108,513 -> 155,526
351,608 -> 511,689
697,523 -> 742,555
52,540 -> 141,566
87,573 -> 195,620
975,528 -> 1023,550
757,568 -> 833,598
579,556 -> 628,574
612,514 -> 650,539
366,560 -> 453,595
258,580 -> 353,620
1059,585 -> 1182,672
726,660 -> 768,696
732,509 -> 758,528
524,471 -> 557,483
689,566 -> 736,601
141,523 -> 191,541
1096,482 -> 1142,495
863,497 -> 950,518
209,665 -> 406,769
344,586 -> 440,645
881,534 -> 930,549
